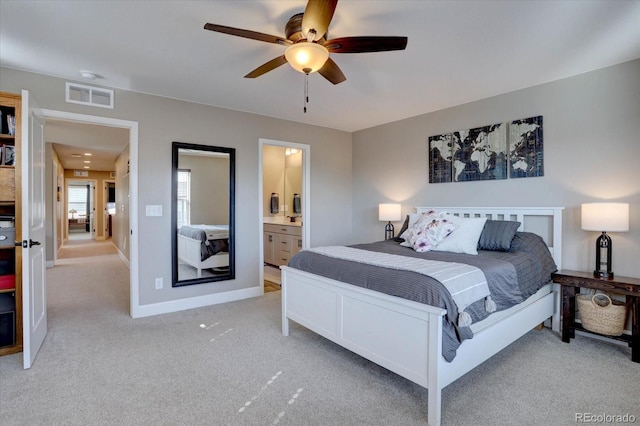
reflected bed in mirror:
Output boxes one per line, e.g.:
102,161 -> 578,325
172,142 -> 235,286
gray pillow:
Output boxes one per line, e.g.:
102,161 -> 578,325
478,220 -> 521,251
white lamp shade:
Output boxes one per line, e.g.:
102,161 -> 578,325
581,203 -> 629,232
379,203 -> 401,222
285,42 -> 329,74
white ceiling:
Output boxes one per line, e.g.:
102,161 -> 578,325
48,120 -> 128,172
2,0 -> 640,135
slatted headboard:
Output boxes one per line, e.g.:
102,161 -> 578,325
415,206 -> 564,269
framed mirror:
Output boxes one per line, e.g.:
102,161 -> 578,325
171,142 -> 235,286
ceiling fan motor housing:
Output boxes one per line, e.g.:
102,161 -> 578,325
285,13 -> 326,44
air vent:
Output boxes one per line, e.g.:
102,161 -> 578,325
66,82 -> 114,109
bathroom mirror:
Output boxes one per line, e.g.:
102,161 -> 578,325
263,146 -> 303,221
171,142 -> 235,286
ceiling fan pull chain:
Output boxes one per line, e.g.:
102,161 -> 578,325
304,73 -> 309,113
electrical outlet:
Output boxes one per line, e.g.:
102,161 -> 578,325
155,277 -> 163,290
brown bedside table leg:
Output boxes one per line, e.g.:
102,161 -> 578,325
561,285 -> 575,343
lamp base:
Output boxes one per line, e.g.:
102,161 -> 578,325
384,222 -> 395,240
594,270 -> 614,280
594,232 -> 614,280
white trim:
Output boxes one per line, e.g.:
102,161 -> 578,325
116,247 -> 130,269
258,138 -> 311,292
41,109 -> 140,318
134,286 -> 262,318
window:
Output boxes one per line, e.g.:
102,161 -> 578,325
176,169 -> 191,228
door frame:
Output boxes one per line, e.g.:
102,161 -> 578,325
41,109 -> 140,317
258,138 -> 310,292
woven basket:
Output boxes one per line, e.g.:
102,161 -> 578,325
577,293 -> 627,336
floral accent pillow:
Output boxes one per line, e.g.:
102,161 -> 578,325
403,210 -> 458,252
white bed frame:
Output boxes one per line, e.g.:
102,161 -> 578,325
281,207 -> 563,426
177,234 -> 229,278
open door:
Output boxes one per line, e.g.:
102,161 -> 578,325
21,89 -> 47,369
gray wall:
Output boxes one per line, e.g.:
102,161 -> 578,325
352,59 -> 640,278
0,67 -> 352,306
179,154 -> 229,225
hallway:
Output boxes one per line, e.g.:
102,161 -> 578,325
57,238 -> 118,261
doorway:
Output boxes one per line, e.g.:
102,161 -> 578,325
66,179 -> 96,241
42,108 -> 140,317
258,138 -> 310,292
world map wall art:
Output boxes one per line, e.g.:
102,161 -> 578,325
428,115 -> 543,183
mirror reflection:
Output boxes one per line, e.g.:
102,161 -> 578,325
172,142 -> 235,286
263,146 -> 302,222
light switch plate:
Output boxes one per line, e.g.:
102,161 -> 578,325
146,205 -> 162,216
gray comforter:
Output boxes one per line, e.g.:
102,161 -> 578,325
179,226 -> 229,261
287,232 -> 556,362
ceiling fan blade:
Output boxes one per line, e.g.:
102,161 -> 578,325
204,23 -> 290,45
318,57 -> 346,85
324,36 -> 408,53
244,55 -> 288,79
302,0 -> 338,41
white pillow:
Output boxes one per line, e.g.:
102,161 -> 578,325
433,215 -> 487,255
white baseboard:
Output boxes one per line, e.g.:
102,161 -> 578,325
133,286 -> 262,318
116,248 -> 130,268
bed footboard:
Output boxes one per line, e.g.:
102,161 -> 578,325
177,234 -> 228,277
281,265 -> 447,424
282,266 -> 556,426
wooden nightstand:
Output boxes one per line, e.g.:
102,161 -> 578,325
552,270 -> 640,362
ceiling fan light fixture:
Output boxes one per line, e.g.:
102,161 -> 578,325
284,42 -> 329,74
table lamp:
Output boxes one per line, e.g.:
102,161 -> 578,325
379,203 -> 401,240
581,202 -> 629,279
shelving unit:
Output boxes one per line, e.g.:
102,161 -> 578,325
0,92 -> 22,356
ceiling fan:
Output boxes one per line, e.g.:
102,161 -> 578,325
204,0 -> 408,85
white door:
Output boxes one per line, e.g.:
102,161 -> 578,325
21,89 -> 47,369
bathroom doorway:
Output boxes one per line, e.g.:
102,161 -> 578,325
258,139 -> 310,291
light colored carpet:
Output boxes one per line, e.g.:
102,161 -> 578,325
0,255 -> 638,425
57,239 -> 117,259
